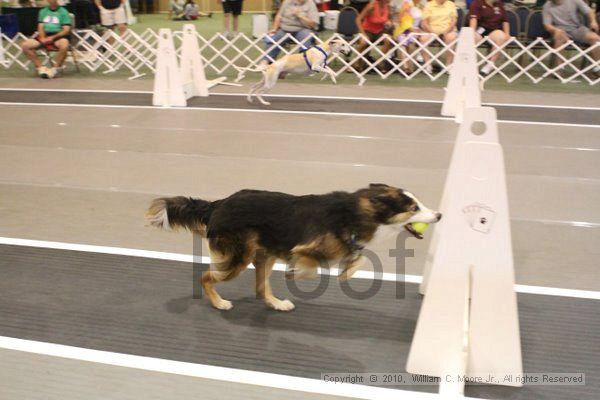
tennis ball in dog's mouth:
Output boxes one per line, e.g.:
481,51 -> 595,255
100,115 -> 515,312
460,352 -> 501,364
411,222 -> 430,235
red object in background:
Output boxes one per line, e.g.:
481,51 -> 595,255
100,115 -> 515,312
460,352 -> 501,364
316,0 -> 330,12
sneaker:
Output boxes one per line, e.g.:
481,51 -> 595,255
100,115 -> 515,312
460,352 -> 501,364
424,64 -> 432,74
37,66 -> 50,79
46,67 -> 57,79
480,63 -> 494,76
416,54 -> 424,63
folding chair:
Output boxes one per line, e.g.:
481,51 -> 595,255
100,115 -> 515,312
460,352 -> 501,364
515,6 -> 530,37
336,6 -> 359,40
506,10 -> 521,39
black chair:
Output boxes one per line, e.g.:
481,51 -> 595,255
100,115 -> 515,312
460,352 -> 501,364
524,10 -> 550,42
337,6 -> 359,40
457,8 -> 465,29
0,13 -> 19,38
515,6 -> 530,36
506,9 -> 520,38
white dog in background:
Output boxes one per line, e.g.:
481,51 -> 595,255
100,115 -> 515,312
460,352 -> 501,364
237,39 -> 351,106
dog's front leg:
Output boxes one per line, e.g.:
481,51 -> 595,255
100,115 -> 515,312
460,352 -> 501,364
338,255 -> 364,281
312,65 -> 337,84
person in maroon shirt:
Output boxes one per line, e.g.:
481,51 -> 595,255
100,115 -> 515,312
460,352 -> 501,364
469,0 -> 510,75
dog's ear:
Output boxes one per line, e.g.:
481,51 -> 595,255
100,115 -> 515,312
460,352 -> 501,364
369,183 -> 390,189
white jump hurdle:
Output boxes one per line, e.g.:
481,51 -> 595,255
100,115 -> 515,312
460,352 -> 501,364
407,28 -> 523,396
152,24 -> 229,107
0,28 -> 7,68
441,28 -> 481,123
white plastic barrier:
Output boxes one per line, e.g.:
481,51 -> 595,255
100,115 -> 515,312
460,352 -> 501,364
407,28 -> 523,396
442,28 -> 481,123
153,24 -> 229,107
0,28 -> 6,67
1,28 -> 598,85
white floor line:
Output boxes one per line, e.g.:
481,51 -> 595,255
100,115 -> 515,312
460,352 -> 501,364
0,336 -> 446,400
0,101 -> 598,128
1,236 -> 598,300
2,88 -> 600,111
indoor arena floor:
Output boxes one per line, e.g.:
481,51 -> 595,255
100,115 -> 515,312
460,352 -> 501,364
0,78 -> 598,400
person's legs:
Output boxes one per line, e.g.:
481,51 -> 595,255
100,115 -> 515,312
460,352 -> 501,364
232,1 -> 242,34
222,1 -> 234,34
293,28 -> 314,48
442,30 -> 457,65
379,33 -> 394,72
53,38 -> 70,68
263,29 -> 286,62
223,11 -> 231,33
551,28 -> 569,68
487,29 -> 508,63
114,6 -> 128,36
233,15 -> 239,33
581,30 -> 600,62
418,33 -> 434,71
21,38 -> 43,68
116,23 -> 127,36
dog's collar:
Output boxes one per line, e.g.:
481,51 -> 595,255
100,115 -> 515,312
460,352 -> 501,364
347,233 -> 364,260
301,45 -> 329,71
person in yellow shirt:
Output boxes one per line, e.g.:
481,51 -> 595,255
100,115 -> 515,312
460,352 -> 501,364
393,0 -> 423,74
419,0 -> 457,72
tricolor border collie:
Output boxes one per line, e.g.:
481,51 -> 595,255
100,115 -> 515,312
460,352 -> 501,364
147,184 -> 441,311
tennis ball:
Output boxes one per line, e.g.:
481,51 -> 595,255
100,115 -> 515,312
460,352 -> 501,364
411,222 -> 430,235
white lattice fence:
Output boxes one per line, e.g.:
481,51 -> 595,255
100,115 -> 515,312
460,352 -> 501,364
1,28 -> 598,85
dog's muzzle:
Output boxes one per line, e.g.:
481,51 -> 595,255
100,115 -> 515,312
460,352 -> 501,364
404,212 -> 442,239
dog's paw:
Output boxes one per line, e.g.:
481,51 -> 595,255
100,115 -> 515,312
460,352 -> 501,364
213,299 -> 233,310
267,298 -> 295,312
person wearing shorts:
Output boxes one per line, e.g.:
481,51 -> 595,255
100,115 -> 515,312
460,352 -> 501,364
419,0 -> 457,72
95,0 -> 127,36
393,0 -> 423,73
356,0 -> 394,72
469,0 -> 510,75
20,0 -> 72,79
543,0 -> 600,78
222,0 -> 243,39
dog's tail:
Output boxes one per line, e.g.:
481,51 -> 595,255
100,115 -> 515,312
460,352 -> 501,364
146,196 -> 212,235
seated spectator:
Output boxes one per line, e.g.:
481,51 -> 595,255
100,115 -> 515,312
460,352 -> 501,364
169,0 -> 185,20
261,0 -> 319,66
419,0 -> 458,73
469,0 -> 510,76
355,0 -> 394,72
174,0 -> 212,20
393,0 -> 423,73
543,0 -> 600,78
20,0 -> 72,79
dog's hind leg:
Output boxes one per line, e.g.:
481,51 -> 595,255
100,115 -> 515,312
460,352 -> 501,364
247,80 -> 263,103
202,242 -> 252,310
254,253 -> 295,311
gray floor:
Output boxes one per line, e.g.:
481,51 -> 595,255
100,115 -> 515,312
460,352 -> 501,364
0,80 -> 599,399
1,245 -> 599,400
1,89 -> 599,126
